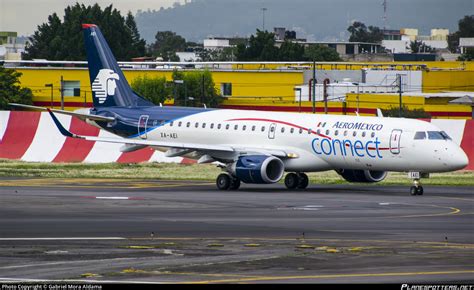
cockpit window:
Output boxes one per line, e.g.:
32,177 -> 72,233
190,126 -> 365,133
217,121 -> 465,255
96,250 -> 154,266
440,131 -> 452,140
428,131 -> 450,140
414,131 -> 426,140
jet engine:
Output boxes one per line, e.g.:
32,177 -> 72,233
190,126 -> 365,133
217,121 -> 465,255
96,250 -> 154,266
337,169 -> 387,183
230,155 -> 285,184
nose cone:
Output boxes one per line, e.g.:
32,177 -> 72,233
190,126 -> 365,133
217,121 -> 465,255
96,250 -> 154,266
451,146 -> 469,170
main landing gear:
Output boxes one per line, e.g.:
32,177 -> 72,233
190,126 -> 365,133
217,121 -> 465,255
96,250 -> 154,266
284,172 -> 309,190
216,173 -> 241,190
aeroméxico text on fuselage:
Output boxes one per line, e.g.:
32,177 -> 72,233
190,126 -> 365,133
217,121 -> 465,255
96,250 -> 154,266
12,24 -> 469,195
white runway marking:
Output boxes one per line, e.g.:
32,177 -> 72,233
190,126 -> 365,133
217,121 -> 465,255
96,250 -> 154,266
81,196 -> 145,200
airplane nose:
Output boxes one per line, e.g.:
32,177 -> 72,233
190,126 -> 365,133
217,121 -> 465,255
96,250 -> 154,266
452,147 -> 469,170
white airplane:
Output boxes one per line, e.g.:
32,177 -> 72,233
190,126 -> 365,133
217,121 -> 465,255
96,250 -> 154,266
12,24 -> 469,195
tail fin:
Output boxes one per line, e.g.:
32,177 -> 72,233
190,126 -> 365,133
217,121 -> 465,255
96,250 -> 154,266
82,24 -> 153,108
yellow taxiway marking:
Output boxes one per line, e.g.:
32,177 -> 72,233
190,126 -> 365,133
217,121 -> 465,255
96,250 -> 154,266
383,203 -> 461,219
180,269 -> 474,284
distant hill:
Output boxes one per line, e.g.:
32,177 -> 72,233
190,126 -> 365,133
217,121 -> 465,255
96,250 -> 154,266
136,0 -> 472,44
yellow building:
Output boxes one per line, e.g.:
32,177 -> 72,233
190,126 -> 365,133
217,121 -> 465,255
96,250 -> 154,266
11,60 -> 474,119
15,66 -> 303,110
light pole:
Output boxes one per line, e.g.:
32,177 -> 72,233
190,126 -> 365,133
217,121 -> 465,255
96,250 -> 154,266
397,74 -> 403,117
294,88 -> 302,113
60,75 -> 64,110
174,79 -> 185,106
261,7 -> 267,31
45,83 -> 53,108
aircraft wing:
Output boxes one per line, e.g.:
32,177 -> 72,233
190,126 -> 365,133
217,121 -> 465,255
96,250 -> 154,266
47,109 -> 297,158
9,103 -> 115,123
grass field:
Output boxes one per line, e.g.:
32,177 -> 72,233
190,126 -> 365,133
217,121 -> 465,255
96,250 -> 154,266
1,159 -> 473,186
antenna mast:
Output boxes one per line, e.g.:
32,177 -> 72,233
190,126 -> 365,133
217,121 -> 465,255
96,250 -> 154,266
382,0 -> 387,31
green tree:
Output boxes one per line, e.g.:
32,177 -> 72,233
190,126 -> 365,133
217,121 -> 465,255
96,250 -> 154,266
347,21 -> 384,43
172,70 -> 221,108
278,41 -> 305,61
125,12 -> 147,57
304,45 -> 342,61
458,48 -> 474,61
0,67 -> 33,109
448,15 -> 474,54
149,31 -> 186,61
236,30 -> 279,61
23,3 -> 146,61
130,75 -> 171,105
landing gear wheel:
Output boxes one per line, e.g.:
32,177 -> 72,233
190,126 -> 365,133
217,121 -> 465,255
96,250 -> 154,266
410,186 -> 424,196
229,177 -> 241,190
416,186 -> 423,195
216,173 -> 231,190
285,173 -> 298,189
296,173 -> 309,189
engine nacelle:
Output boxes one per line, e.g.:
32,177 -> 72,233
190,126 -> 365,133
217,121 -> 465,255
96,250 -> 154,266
338,169 -> 387,183
231,155 -> 285,184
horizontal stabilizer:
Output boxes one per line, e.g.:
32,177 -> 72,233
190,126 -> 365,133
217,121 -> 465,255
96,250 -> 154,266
9,103 -> 115,122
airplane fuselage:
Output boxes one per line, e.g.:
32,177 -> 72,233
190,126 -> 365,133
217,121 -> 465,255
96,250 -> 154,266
91,106 -> 468,174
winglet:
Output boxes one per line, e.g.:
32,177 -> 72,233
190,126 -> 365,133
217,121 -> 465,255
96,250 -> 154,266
47,108 -> 75,138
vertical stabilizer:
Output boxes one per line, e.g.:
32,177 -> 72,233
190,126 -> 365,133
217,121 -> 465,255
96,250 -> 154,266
82,24 -> 152,108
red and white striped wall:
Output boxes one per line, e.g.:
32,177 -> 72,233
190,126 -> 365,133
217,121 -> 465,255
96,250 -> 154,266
0,111 -> 473,170
0,111 -> 194,164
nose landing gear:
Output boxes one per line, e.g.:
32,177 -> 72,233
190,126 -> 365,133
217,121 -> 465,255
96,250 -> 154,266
408,172 -> 427,196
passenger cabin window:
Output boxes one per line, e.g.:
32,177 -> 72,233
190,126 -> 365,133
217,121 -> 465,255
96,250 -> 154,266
371,132 -> 375,138
195,122 -> 199,128
210,123 -> 214,129
178,121 -> 182,127
202,123 -> 206,128
170,121 -> 173,127
414,131 -> 426,140
186,122 -> 190,128
217,124 -> 222,129
226,124 -> 230,130
261,126 -> 266,132
299,128 -> 303,134
242,125 -> 247,131
281,127 -> 285,133
234,125 -> 238,130
290,128 -> 294,134
252,125 -> 256,131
